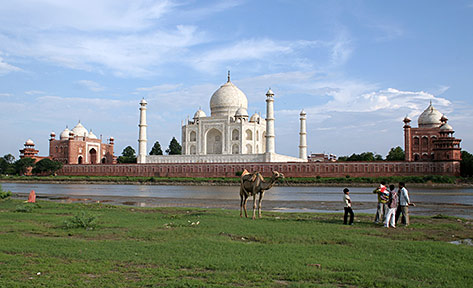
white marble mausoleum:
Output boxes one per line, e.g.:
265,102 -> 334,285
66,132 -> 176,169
138,73 -> 307,164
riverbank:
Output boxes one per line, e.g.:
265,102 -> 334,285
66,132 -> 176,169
0,199 -> 472,287
2,175 -> 472,188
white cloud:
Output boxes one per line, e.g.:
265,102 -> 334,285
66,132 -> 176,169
0,0 -> 174,32
25,90 -> 46,95
77,80 -> 105,92
329,30 -> 353,66
0,56 -> 21,75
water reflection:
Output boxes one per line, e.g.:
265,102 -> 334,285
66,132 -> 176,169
2,182 -> 473,205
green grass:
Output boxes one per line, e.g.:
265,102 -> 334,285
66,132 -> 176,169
1,199 -> 472,287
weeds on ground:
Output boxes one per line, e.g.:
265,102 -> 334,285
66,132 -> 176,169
64,211 -> 97,230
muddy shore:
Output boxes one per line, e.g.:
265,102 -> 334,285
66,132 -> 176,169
12,192 -> 473,219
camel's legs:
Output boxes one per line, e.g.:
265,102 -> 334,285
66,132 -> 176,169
252,195 -> 257,219
243,197 -> 249,218
240,193 -> 244,217
258,192 -> 264,218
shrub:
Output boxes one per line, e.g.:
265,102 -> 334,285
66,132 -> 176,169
64,211 -> 97,230
0,184 -> 12,199
15,203 -> 40,212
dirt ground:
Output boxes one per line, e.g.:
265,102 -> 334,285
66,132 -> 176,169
12,192 -> 473,219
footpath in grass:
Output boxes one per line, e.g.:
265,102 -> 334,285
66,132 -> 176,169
1,199 -> 472,287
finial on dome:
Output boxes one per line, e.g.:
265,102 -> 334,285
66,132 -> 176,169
227,70 -> 231,83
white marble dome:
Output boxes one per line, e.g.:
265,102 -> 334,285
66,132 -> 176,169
440,123 -> 453,131
418,102 -> 442,128
25,139 -> 34,146
235,107 -> 248,118
60,128 -> 70,140
193,109 -> 207,119
250,112 -> 260,122
72,122 -> 88,137
210,78 -> 248,117
88,130 -> 98,139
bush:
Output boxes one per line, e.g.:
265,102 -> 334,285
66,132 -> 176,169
64,211 -> 97,230
0,184 -> 12,199
15,203 -> 40,213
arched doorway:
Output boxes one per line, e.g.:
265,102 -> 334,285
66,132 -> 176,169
89,148 -> 97,164
232,144 -> 239,154
206,128 -> 222,154
78,156 -> 83,164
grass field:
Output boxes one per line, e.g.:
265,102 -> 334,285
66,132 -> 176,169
1,199 -> 472,287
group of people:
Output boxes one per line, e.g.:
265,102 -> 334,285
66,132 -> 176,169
342,181 -> 414,227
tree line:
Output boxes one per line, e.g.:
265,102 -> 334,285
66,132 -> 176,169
337,146 -> 405,162
0,155 -> 63,176
117,137 -> 182,163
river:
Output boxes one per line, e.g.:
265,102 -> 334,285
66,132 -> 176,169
3,182 -> 473,218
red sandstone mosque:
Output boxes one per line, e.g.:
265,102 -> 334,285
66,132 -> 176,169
20,121 -> 115,165
403,101 -> 461,162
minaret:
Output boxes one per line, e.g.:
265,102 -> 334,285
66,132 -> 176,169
403,116 -> 412,162
265,88 -> 275,160
299,110 -> 307,160
138,98 -> 148,164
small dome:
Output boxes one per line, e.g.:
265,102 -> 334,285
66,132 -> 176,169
210,76 -> 248,117
418,102 -> 442,128
72,122 -> 88,137
140,98 -> 147,105
300,109 -> 306,116
88,130 -> 97,139
25,139 -> 35,146
60,128 -> 70,140
440,123 -> 453,131
250,112 -> 260,122
266,88 -> 274,97
235,107 -> 248,118
193,109 -> 207,119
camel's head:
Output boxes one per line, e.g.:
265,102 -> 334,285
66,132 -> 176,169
273,171 -> 285,179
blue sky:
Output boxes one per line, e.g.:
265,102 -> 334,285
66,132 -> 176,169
1,0 -> 472,159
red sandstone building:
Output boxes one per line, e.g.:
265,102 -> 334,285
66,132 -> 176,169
19,139 -> 48,162
403,102 -> 461,162
49,122 -> 116,164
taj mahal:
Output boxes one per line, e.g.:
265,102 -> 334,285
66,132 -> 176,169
137,72 -> 307,164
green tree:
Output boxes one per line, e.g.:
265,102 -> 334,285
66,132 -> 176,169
166,137 -> 182,155
3,154 -> 15,164
0,158 -> 7,174
32,158 -> 63,175
117,146 -> 137,163
149,141 -> 163,155
386,146 -> 405,161
460,150 -> 473,177
338,152 -> 383,162
14,158 -> 36,175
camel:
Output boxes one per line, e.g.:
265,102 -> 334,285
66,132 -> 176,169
240,170 -> 284,219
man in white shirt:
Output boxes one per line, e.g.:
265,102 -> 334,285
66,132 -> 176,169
396,182 -> 414,226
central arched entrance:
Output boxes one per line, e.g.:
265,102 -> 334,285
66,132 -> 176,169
89,148 -> 97,164
206,128 -> 222,154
